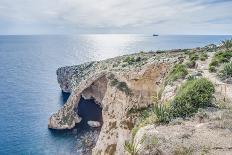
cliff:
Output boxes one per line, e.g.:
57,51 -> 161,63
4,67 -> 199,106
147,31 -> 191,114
48,43 -> 232,154
48,51 -> 184,154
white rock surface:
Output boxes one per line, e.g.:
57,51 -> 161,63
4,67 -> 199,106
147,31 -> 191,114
87,121 -> 101,128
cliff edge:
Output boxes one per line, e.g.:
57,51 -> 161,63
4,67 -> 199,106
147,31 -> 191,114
48,51 -> 184,154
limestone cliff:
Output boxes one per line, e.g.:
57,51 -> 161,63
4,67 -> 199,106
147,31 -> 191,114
48,51 -> 185,154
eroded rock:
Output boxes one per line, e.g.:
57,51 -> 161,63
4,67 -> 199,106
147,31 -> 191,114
48,52 -> 183,154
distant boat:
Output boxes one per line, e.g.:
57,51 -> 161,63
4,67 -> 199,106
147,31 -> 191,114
153,34 -> 159,36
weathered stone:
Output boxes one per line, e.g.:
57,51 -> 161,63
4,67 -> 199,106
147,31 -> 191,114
87,121 -> 101,128
48,52 -> 183,154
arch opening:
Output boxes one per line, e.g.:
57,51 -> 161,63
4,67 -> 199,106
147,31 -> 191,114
77,96 -> 103,124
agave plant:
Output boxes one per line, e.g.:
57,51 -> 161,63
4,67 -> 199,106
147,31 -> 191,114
221,39 -> 232,50
152,103 -> 170,123
124,135 -> 145,155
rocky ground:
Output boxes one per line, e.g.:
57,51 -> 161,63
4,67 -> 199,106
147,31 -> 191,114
134,48 -> 232,155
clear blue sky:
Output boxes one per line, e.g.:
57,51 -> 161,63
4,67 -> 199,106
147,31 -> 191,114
0,0 -> 231,35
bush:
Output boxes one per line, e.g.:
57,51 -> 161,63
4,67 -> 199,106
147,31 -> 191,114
214,51 -> 232,63
200,52 -> 208,61
219,61 -> 232,79
209,66 -> 216,72
165,64 -> 188,85
124,56 -> 136,64
221,39 -> 232,50
185,60 -> 196,68
110,78 -> 132,95
170,78 -> 215,118
209,59 -> 219,67
189,52 -> 199,61
117,81 -> 132,95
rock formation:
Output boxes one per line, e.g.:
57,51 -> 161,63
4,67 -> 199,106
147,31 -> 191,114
48,51 -> 184,154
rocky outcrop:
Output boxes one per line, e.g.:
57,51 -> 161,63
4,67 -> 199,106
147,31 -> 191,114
48,51 -> 185,154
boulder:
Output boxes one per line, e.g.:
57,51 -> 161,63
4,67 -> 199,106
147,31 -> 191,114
87,121 -> 101,128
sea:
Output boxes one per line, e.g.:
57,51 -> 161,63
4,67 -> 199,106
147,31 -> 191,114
0,34 -> 231,155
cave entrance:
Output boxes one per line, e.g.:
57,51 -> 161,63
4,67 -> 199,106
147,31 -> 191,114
77,96 -> 103,125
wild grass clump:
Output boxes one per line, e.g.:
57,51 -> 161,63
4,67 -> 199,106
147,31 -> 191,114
124,131 -> 145,155
208,50 -> 232,72
199,52 -> 208,61
209,66 -> 216,72
152,104 -> 170,123
165,64 -> 188,85
185,60 -> 196,68
221,39 -> 232,50
214,50 -> 232,63
170,78 -> 215,118
188,52 -> 199,61
219,61 -> 232,79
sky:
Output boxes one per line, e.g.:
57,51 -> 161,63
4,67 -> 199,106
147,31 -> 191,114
0,0 -> 231,35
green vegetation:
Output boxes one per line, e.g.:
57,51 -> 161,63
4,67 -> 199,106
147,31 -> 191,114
152,104 -> 170,123
123,56 -> 142,65
110,75 -> 132,96
117,81 -> 132,95
131,78 -> 215,126
209,59 -> 219,67
221,39 -> 232,50
124,132 -> 145,155
170,78 -> 215,118
214,50 -> 232,63
188,52 -> 199,61
209,66 -> 216,73
219,61 -> 232,79
199,52 -> 208,61
209,50 -> 232,72
110,78 -> 132,95
185,60 -> 196,68
124,56 -> 136,64
165,64 -> 188,85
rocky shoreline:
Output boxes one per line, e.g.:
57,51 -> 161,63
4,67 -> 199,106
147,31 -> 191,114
48,42 -> 232,154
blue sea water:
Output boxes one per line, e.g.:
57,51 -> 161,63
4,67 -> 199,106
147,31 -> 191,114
0,34 -> 231,155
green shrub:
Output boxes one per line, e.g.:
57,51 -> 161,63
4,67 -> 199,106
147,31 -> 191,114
200,52 -> 208,61
110,78 -> 119,86
186,75 -> 195,81
124,140 -> 140,155
189,52 -> 199,61
124,56 -> 136,64
152,104 -> 170,123
185,60 -> 196,68
214,51 -> 232,63
170,78 -> 215,118
219,61 -> 232,79
117,81 -> 132,95
110,78 -> 132,95
165,64 -> 188,85
124,133 -> 145,155
209,59 -> 219,67
209,66 -> 216,72
221,39 -> 232,50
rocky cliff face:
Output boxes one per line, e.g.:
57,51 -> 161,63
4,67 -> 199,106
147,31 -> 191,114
48,51 -> 184,154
